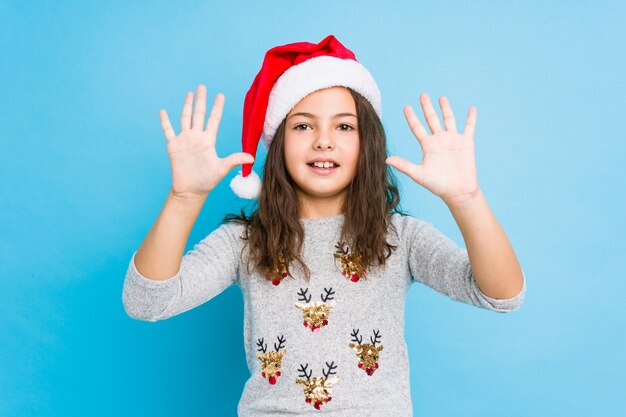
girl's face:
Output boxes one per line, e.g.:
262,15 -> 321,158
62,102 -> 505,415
283,86 -> 360,215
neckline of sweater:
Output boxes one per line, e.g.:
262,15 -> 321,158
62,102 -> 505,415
300,213 -> 345,226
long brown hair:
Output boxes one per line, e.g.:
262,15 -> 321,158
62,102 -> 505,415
223,87 -> 408,282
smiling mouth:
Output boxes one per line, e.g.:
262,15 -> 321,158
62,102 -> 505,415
307,163 -> 338,175
307,162 -> 340,168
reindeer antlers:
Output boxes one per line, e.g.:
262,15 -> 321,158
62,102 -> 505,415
258,335 -> 287,353
298,362 -> 338,381
297,363 -> 312,381
256,337 -> 267,354
350,329 -> 363,345
298,287 -> 335,303
274,335 -> 286,352
297,287 -> 312,303
370,330 -> 382,346
323,361 -> 338,379
334,241 -> 349,255
321,287 -> 335,302
350,329 -> 382,346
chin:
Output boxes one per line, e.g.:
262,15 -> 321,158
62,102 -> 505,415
298,186 -> 350,200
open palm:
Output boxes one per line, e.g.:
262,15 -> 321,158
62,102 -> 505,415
159,85 -> 254,200
386,94 -> 480,206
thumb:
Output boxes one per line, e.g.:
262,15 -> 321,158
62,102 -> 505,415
223,152 -> 255,171
386,156 -> 424,186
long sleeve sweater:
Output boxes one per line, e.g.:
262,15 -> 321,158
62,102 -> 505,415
122,212 -> 526,416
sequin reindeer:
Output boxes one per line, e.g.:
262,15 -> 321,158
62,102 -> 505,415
294,287 -> 336,333
295,361 -> 339,410
348,329 -> 384,376
333,241 -> 367,282
256,335 -> 287,384
264,254 -> 290,286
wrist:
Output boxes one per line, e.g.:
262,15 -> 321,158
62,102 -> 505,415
169,188 -> 208,202
443,187 -> 483,211
168,188 -> 208,212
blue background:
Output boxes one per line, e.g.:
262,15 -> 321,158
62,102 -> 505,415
1,1 -> 624,416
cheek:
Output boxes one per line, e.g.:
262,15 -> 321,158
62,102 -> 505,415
353,143 -> 361,166
342,140 -> 360,169
283,139 -> 304,173
284,136 -> 308,157
283,154 -> 296,177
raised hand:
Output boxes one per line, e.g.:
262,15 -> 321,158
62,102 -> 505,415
159,84 -> 254,201
386,94 -> 480,207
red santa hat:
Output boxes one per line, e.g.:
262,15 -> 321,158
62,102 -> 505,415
230,34 -> 382,199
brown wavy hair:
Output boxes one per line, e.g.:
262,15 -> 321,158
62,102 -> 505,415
223,87 -> 408,283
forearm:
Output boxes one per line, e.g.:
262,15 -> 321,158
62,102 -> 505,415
134,189 -> 208,280
445,188 -> 524,299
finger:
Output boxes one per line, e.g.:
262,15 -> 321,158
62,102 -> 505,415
420,93 -> 443,134
223,152 -> 255,171
463,106 -> 477,138
205,93 -> 225,146
159,109 -> 176,143
385,156 -> 424,187
439,96 -> 458,133
191,85 -> 207,130
403,105 -> 429,145
181,91 -> 194,132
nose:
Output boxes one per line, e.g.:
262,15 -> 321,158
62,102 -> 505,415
313,129 -> 335,150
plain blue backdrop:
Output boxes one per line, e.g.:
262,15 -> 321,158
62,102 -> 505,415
1,1 -> 624,416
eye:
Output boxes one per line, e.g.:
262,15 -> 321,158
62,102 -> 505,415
294,123 -> 310,130
338,124 -> 355,131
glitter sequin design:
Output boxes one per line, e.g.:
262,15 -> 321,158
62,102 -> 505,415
348,329 -> 384,376
295,361 -> 339,410
264,254 -> 290,286
294,287 -> 336,333
333,241 -> 367,282
256,335 -> 287,385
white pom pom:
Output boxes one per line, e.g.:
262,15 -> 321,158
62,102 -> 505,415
230,170 -> 262,199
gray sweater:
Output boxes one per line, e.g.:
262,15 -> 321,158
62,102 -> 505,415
122,212 -> 526,416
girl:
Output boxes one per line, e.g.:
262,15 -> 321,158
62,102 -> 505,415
122,35 -> 526,416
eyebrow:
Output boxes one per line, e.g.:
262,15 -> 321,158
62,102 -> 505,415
287,112 -> 357,120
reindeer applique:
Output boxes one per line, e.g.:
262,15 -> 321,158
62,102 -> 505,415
264,254 -> 290,286
348,329 -> 384,376
294,287 -> 336,333
333,241 -> 367,282
256,335 -> 287,384
295,361 -> 339,410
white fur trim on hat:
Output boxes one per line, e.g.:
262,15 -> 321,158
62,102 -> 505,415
260,55 -> 382,149
230,169 -> 261,199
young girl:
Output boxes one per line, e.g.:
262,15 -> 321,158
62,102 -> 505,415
122,35 -> 526,416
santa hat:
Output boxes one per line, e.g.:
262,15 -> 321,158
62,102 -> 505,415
230,34 -> 382,199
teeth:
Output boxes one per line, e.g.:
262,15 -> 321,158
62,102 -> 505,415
312,161 -> 335,168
